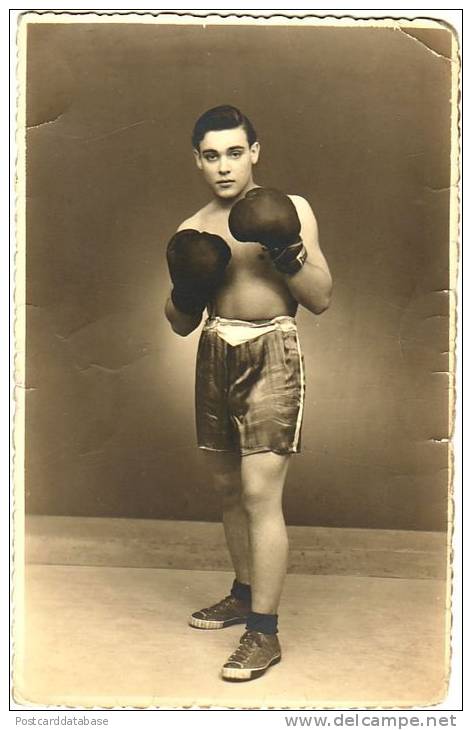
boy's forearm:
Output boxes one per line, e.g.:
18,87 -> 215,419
284,261 -> 333,315
165,296 -> 202,336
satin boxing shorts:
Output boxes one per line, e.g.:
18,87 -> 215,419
195,315 -> 305,456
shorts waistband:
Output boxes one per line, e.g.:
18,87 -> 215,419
204,315 -> 297,329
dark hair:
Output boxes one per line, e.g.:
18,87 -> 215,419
192,105 -> 258,149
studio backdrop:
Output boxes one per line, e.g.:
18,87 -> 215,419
24,19 -> 453,531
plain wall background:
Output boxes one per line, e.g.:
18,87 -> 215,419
24,20 -> 453,530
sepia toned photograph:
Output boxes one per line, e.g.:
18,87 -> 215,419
13,11 -> 459,709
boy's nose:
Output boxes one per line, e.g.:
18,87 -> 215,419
218,156 -> 231,174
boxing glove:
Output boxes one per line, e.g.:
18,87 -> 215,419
229,187 -> 307,275
166,229 -> 231,316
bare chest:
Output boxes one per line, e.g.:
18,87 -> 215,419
194,211 -> 296,318
198,214 -> 272,279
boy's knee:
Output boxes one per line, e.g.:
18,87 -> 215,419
241,481 -> 278,516
213,471 -> 240,501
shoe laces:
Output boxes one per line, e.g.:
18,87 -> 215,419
228,631 -> 263,663
206,594 -> 238,616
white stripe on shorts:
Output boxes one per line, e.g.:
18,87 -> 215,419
292,331 -> 305,451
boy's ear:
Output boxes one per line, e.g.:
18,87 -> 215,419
193,148 -> 203,170
250,141 -> 260,165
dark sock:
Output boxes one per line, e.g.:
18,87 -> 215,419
230,579 -> 251,604
246,611 -> 278,635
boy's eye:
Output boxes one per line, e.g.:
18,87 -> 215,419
204,154 -> 218,162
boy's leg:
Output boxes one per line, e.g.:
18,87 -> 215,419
241,451 -> 290,613
221,451 -> 290,681
204,450 -> 250,584
189,450 -> 251,629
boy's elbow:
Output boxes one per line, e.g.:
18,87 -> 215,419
164,296 -> 201,336
314,291 -> 332,314
311,281 -> 333,314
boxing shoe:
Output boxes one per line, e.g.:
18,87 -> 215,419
221,630 -> 281,681
189,594 -> 250,630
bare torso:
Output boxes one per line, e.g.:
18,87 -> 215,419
180,199 -> 298,320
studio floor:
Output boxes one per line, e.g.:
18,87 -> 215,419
17,562 -> 448,708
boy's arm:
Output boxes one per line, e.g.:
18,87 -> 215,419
164,218 -> 203,336
164,218 -> 231,336
228,189 -> 332,316
285,195 -> 333,315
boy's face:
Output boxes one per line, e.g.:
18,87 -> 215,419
194,126 -> 260,200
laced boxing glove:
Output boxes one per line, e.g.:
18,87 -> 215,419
166,229 -> 231,316
228,187 -> 308,275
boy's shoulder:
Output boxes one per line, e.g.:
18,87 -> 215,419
175,193 -> 316,232
287,193 -> 312,210
287,194 -> 317,223
177,200 -> 215,232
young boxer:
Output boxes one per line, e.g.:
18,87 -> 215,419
165,105 -> 332,681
